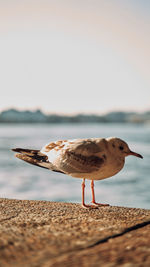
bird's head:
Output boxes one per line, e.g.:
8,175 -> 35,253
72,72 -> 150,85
107,137 -> 143,159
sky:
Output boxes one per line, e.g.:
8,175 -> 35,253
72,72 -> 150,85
0,0 -> 150,114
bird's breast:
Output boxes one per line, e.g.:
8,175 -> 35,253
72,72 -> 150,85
91,156 -> 125,180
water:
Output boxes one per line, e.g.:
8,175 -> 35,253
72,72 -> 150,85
0,123 -> 150,209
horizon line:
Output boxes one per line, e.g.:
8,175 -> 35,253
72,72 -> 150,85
0,107 -> 150,116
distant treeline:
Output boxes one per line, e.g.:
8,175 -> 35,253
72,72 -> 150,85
0,108 -> 150,123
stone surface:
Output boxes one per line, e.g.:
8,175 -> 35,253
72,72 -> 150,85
0,198 -> 150,266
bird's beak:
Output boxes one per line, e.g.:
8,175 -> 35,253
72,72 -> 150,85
128,150 -> 143,159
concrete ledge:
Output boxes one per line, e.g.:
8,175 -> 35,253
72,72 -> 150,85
0,198 -> 150,266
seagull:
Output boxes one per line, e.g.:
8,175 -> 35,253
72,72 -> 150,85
12,137 -> 143,208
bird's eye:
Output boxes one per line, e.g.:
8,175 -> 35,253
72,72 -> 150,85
119,146 -> 124,151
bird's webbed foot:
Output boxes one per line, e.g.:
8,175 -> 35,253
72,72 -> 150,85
91,201 -> 110,207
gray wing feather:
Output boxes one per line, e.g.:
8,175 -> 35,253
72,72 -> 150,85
57,151 -> 104,174
67,139 -> 102,156
54,139 -> 106,174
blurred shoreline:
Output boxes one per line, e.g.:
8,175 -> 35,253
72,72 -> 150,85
0,108 -> 150,124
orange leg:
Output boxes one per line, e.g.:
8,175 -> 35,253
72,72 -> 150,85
81,179 -> 97,208
91,180 -> 109,206
82,178 -> 86,207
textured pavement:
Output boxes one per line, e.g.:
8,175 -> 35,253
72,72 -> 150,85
0,198 -> 150,266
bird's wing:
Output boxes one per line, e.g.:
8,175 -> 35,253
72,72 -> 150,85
42,138 -> 107,174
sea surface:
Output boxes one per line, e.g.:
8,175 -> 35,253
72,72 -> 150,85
0,123 -> 150,209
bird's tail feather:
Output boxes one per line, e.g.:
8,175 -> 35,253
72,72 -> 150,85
12,148 -> 63,173
12,148 -> 50,169
12,148 -> 41,156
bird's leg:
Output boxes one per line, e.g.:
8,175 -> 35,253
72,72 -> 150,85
91,180 -> 109,206
82,178 -> 86,207
81,179 -> 97,208
91,180 -> 96,203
